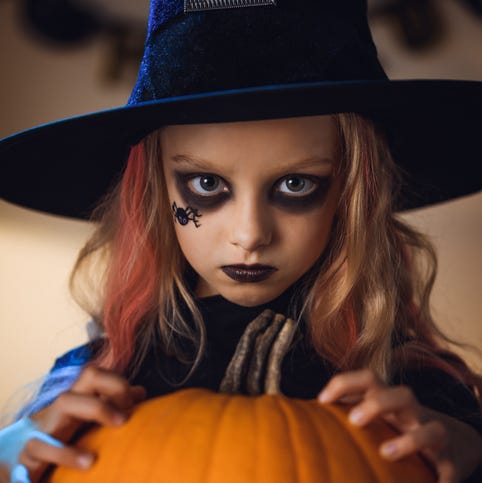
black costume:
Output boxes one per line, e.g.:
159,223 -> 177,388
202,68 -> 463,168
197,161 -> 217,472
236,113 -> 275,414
51,285 -> 482,435
46,286 -> 482,481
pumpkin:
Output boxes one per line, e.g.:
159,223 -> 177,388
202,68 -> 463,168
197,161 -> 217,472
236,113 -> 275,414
49,311 -> 436,483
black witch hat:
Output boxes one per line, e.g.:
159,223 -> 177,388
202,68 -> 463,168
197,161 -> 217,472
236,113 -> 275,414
1,0 -> 481,219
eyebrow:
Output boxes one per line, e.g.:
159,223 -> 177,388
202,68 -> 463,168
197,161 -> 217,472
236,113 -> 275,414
170,154 -> 334,170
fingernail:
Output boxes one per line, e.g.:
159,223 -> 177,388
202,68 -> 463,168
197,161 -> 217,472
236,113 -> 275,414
318,391 -> 330,403
77,453 -> 94,469
349,409 -> 364,425
380,443 -> 398,458
113,413 -> 126,426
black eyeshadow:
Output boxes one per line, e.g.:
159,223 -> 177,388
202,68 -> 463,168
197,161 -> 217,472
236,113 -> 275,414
174,171 -> 332,213
270,178 -> 332,212
174,172 -> 230,209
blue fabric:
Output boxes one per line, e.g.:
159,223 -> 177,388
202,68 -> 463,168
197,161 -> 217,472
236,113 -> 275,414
49,343 -> 94,371
1,0 -> 480,218
147,0 -> 184,38
0,417 -> 63,483
3,344 -> 96,482
129,0 -> 387,105
15,342 -> 97,420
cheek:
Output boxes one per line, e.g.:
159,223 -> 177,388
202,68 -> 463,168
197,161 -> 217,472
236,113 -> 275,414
172,212 -> 219,267
283,209 -> 336,264
174,221 -> 206,249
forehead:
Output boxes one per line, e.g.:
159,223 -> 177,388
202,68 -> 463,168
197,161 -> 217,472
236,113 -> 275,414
159,115 -> 339,171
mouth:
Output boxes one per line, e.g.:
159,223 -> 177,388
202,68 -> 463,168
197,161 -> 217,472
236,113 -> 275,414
221,264 -> 277,283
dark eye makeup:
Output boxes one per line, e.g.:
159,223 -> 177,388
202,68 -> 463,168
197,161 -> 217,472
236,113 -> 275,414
174,171 -> 332,211
175,172 -> 230,208
271,176 -> 332,212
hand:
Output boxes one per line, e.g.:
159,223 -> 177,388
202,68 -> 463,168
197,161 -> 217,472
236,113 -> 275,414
17,366 -> 146,483
0,464 -> 9,483
318,369 -> 482,483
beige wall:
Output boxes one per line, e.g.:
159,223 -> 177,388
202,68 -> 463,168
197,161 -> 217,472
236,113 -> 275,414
1,0 -> 481,416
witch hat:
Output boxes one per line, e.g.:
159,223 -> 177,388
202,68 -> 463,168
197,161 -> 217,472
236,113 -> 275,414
1,0 -> 481,218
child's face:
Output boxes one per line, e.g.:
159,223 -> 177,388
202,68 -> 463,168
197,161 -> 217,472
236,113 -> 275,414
161,115 -> 341,307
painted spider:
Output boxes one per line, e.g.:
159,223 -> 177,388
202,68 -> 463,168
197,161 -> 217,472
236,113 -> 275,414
172,202 -> 202,227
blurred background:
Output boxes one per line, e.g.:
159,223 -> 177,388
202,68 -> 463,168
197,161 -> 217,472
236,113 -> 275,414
1,0 -> 481,414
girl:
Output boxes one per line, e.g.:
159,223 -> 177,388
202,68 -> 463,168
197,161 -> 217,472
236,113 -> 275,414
1,1 -> 481,482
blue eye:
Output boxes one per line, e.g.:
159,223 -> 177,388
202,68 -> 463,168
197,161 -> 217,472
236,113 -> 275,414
189,175 -> 227,195
277,176 -> 317,196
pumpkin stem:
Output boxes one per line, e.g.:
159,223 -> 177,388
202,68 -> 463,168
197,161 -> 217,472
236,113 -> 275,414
219,309 -> 297,396
265,317 -> 297,395
246,313 -> 286,395
219,309 -> 274,394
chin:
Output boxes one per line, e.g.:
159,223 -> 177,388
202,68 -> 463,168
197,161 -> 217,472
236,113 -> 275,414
221,285 -> 283,307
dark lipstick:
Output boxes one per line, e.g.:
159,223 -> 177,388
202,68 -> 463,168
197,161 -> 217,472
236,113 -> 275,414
221,264 -> 277,283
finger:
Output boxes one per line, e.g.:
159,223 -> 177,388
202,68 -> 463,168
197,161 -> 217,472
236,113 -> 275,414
131,385 -> 148,403
20,438 -> 95,471
71,367 -> 137,411
436,459 -> 458,483
0,464 -> 9,483
318,369 -> 383,403
336,394 -> 365,405
379,420 -> 448,461
54,391 -> 128,427
348,385 -> 421,429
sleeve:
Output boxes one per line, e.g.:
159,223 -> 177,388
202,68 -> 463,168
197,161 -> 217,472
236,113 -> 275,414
15,340 -> 101,419
48,341 -> 96,371
393,367 -> 482,435
392,367 -> 482,483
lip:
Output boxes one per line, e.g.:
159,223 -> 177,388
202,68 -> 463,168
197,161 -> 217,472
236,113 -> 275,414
221,264 -> 277,283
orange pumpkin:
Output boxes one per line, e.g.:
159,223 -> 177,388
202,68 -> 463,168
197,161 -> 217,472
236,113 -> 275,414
49,387 -> 435,483
49,310 -> 436,482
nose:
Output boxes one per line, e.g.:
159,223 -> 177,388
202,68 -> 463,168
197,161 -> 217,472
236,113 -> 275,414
229,197 -> 273,252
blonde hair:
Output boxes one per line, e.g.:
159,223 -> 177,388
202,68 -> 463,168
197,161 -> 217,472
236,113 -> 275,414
304,114 -> 436,380
70,113 -> 481,393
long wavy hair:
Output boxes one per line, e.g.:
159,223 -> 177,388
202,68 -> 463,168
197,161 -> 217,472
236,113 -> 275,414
69,113 -> 481,398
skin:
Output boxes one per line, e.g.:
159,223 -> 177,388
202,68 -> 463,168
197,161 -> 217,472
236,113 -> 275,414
9,116 -> 482,483
11,367 -> 146,482
160,115 -> 341,306
319,369 -> 482,483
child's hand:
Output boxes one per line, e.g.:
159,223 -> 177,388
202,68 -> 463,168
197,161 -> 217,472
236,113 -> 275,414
318,369 -> 482,483
0,464 -> 9,483
17,366 -> 146,483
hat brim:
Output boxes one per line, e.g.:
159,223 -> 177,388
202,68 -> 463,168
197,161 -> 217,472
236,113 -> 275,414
1,79 -> 481,219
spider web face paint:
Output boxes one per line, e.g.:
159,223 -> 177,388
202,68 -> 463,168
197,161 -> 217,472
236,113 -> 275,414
172,201 -> 202,227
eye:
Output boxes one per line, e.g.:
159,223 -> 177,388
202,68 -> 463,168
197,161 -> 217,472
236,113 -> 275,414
188,175 -> 228,196
276,176 -> 317,196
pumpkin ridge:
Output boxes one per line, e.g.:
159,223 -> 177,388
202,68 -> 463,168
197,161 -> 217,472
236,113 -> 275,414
280,396 -> 332,482
323,403 -> 435,482
302,401 -> 380,482
252,395 -> 261,483
299,401 -> 337,482
253,395 -> 294,482
114,404 -> 157,482
137,390 -> 199,483
319,403 -> 386,482
146,389 -> 213,483
272,395 -> 303,482
178,389 -> 232,483
202,392 -> 254,483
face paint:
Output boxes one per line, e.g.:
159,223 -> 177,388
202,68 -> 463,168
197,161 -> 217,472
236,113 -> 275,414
174,171 -> 332,213
161,116 -> 341,306
172,201 -> 202,228
270,176 -> 332,213
174,172 -> 230,210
